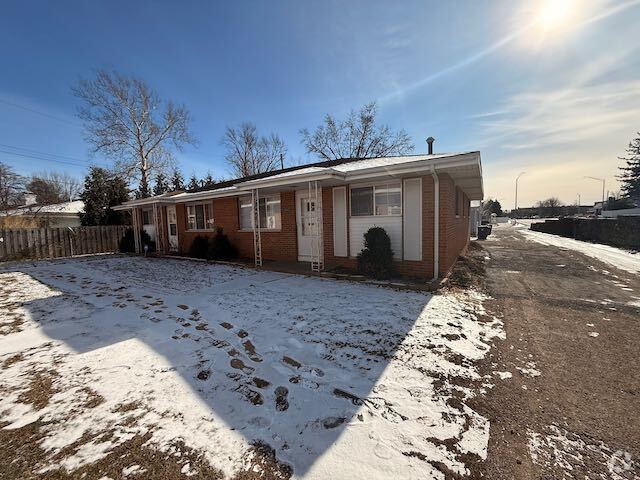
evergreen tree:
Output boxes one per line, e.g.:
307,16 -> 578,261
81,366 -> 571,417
618,132 -> 640,201
170,167 -> 185,191
187,174 -> 200,191
153,172 -> 169,196
200,172 -> 215,188
80,167 -> 130,225
136,175 -> 151,199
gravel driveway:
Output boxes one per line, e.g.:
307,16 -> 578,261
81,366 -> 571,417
471,224 -> 639,479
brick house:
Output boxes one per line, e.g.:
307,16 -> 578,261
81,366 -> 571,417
113,150 -> 483,281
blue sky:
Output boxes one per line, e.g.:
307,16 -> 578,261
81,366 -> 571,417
1,0 -> 639,207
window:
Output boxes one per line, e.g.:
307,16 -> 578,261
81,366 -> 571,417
455,188 -> 460,217
350,183 -> 401,217
238,195 -> 281,230
142,209 -> 152,225
186,203 -> 214,230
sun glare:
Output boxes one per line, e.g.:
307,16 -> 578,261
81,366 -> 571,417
535,0 -> 577,32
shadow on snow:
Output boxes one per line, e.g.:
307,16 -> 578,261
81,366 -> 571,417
3,255 -> 434,475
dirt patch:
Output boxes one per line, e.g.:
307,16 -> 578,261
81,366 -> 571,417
281,356 -> 301,369
113,401 -> 143,413
197,369 -> 211,381
17,369 -> 59,410
274,386 -> 289,412
232,441 -> 292,480
0,310 -> 25,335
0,423 -> 224,480
235,385 -> 264,406
177,304 -> 189,310
220,322 -> 234,329
79,387 -> 105,409
252,377 -> 271,389
2,353 -> 24,369
243,340 -> 262,362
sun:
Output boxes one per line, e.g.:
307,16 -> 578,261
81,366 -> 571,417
535,0 -> 577,32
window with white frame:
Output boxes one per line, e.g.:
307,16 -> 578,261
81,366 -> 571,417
142,209 -> 152,225
238,194 -> 281,230
186,203 -> 214,230
350,183 -> 401,217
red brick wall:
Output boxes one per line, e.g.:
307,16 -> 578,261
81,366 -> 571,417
437,174 -> 470,275
171,176 -> 470,281
175,192 -> 298,262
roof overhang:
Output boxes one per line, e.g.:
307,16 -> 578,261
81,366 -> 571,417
113,151 -> 483,209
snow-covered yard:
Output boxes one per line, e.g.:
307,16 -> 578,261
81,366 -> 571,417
0,256 -> 504,479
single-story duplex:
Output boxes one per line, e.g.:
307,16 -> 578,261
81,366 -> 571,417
113,147 -> 483,281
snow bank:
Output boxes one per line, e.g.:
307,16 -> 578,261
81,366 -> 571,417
518,227 -> 640,274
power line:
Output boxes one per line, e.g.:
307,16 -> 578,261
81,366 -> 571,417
0,149 -> 100,168
0,98 -> 81,127
0,143 -> 92,164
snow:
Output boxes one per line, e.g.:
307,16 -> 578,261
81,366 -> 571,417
527,424 -> 636,479
3,200 -> 84,216
516,225 -> 640,274
0,256 -> 504,479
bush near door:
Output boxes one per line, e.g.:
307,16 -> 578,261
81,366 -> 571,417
357,226 -> 394,280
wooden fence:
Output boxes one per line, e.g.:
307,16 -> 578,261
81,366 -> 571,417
0,226 -> 128,261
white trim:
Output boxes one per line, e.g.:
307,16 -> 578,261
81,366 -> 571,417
348,181 -> 403,218
431,166 -> 440,281
402,178 -> 422,261
332,186 -> 348,257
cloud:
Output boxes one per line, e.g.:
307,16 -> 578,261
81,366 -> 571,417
479,79 -> 640,151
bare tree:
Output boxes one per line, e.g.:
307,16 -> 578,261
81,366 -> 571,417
301,102 -> 414,160
0,162 -> 25,210
73,70 -> 196,197
27,171 -> 82,204
222,123 -> 287,178
536,197 -> 563,217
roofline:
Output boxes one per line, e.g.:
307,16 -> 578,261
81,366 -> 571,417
113,151 -> 483,209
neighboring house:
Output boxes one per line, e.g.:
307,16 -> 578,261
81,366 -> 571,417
113,151 -> 483,280
1,193 -> 84,228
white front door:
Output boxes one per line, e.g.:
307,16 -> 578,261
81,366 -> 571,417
296,191 -> 319,261
166,205 -> 179,252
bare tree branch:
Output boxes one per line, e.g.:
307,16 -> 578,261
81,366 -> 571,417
73,70 -> 197,198
301,102 -> 414,160
222,123 -> 287,178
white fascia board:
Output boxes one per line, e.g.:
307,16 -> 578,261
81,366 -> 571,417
112,197 -> 177,210
344,153 -> 481,182
237,169 -> 345,189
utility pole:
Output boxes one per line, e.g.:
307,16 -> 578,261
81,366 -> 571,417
280,153 -> 284,170
584,176 -> 605,206
584,176 -> 605,216
515,172 -> 526,211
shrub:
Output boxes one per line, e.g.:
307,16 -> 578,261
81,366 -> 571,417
208,227 -> 238,260
189,235 -> 210,259
119,228 -> 135,252
119,228 -> 155,253
357,227 -> 394,279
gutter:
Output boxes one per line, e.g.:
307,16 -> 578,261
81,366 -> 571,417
431,165 -> 439,282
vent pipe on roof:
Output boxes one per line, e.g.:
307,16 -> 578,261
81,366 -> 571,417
426,137 -> 435,155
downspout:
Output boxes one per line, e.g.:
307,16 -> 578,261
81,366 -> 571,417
430,165 -> 439,282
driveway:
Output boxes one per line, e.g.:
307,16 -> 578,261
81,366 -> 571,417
0,256 -> 503,479
473,224 -> 639,479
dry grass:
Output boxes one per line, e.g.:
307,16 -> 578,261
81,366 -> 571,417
17,369 -> 59,410
444,242 -> 487,290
